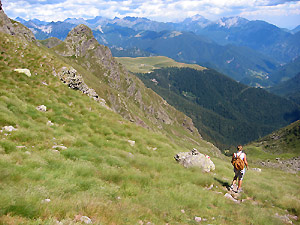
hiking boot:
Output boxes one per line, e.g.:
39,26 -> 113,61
229,185 -> 234,190
236,189 -> 243,193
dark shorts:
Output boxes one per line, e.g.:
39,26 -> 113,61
234,168 -> 245,180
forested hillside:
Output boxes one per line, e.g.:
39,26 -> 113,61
136,67 -> 300,149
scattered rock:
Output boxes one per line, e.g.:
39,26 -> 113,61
194,216 -> 202,223
128,140 -> 135,147
16,145 -> 26,149
14,68 -> 31,77
174,148 -> 215,172
42,81 -> 48,86
224,193 -> 240,203
25,151 -> 31,155
2,125 -> 17,132
181,209 -> 185,214
41,199 -> 51,203
274,213 -> 293,224
261,156 -> 300,173
52,145 -> 67,150
251,168 -> 262,172
36,105 -> 47,112
52,150 -> 60,154
147,146 -> 157,151
47,120 -> 54,126
205,184 -> 214,190
56,67 -> 110,110
128,152 -> 134,158
80,216 -> 92,224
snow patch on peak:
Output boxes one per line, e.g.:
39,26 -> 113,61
39,25 -> 52,34
190,14 -> 206,22
169,31 -> 182,38
96,25 -> 103,33
218,17 -> 248,28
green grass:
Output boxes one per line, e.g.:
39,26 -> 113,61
0,32 -> 299,224
116,56 -> 206,73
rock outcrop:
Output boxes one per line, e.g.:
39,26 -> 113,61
0,4 -> 35,42
174,149 -> 215,172
54,66 -> 109,109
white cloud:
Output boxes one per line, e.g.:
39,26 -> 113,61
2,0 -> 300,28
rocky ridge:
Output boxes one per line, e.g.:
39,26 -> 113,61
53,24 -> 203,141
0,3 -> 35,43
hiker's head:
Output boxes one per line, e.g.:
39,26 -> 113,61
237,145 -> 243,151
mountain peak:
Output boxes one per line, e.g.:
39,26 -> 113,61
217,16 -> 249,28
67,24 -> 94,40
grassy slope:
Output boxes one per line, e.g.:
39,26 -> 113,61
0,33 -> 300,225
115,56 -> 206,73
50,26 -> 203,144
245,120 -> 300,161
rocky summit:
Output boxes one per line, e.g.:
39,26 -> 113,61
53,24 -> 203,141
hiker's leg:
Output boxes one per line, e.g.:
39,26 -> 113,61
238,179 -> 242,189
231,175 -> 237,186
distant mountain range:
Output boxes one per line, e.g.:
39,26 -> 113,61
15,15 -> 300,89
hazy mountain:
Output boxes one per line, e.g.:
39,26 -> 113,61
292,25 -> 300,34
15,15 -> 300,86
269,56 -> 300,84
269,72 -> 300,105
111,30 -> 278,87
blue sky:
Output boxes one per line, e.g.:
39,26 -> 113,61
2,0 -> 300,29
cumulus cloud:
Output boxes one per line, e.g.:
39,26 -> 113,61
2,0 -> 300,28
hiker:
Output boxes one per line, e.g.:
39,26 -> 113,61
230,145 -> 248,193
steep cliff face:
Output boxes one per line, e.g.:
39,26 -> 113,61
53,24 -> 202,140
0,3 -> 35,42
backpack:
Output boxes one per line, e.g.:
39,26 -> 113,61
232,153 -> 245,170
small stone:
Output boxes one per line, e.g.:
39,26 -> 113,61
80,216 -> 92,224
47,121 -> 54,126
251,168 -> 262,172
224,193 -> 239,203
14,68 -> 31,77
41,198 -> 51,203
128,140 -> 135,147
206,184 -> 214,190
42,81 -> 48,86
195,216 -> 202,222
16,146 -> 26,149
36,105 -> 47,112
52,145 -> 67,150
181,209 -> 185,213
25,151 -> 31,155
2,125 -> 17,132
52,150 -> 60,153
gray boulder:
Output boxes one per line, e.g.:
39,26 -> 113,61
174,148 -> 215,172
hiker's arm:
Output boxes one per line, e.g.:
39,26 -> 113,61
244,155 -> 249,169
